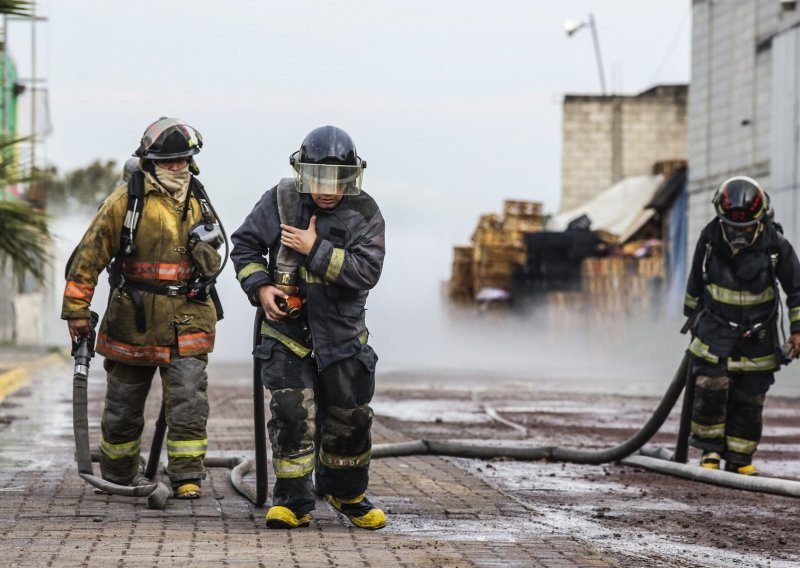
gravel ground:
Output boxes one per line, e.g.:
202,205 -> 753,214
373,382 -> 800,567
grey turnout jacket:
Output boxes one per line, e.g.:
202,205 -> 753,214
231,179 -> 385,369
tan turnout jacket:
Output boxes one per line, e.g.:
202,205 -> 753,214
62,177 -> 217,365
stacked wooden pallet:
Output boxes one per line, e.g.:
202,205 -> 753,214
449,199 -> 544,302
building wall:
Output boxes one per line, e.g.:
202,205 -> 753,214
688,0 -> 800,248
561,85 -> 688,212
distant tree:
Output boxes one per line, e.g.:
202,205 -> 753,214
44,159 -> 120,212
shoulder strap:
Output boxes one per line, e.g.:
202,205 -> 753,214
120,170 -> 145,255
107,171 -> 144,292
189,176 -> 217,223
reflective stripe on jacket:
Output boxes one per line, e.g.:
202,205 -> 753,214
62,178 -> 218,365
231,180 -> 385,370
684,220 -> 800,369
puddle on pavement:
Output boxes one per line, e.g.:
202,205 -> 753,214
0,364 -> 75,470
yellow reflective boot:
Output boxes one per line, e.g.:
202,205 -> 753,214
699,452 -> 721,470
265,506 -> 311,529
174,482 -> 201,499
725,462 -> 759,476
328,494 -> 386,530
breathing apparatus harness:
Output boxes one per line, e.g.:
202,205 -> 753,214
108,169 -> 228,332
690,223 -> 792,364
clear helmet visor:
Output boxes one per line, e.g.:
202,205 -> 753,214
292,162 -> 364,195
141,118 -> 203,153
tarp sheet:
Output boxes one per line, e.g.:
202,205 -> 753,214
548,175 -> 664,243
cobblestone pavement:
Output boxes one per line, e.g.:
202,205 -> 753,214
0,358 -> 640,567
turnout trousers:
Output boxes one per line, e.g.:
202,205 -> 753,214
256,339 -> 378,516
689,359 -> 774,466
99,353 -> 210,486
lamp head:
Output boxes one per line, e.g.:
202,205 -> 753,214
564,19 -> 586,36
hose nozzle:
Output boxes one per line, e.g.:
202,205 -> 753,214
273,270 -> 301,318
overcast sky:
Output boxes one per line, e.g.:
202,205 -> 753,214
26,1 -> 691,376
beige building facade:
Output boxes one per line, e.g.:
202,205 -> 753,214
561,85 -> 688,212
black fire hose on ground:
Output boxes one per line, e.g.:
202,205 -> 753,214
72,312 -> 171,509
373,354 -> 690,463
251,308 -> 269,506
140,309 -> 269,506
179,308 -> 269,505
371,353 -> 800,499
74,311 -> 266,510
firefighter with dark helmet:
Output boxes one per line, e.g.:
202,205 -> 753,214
62,117 -> 223,500
231,125 -> 386,530
684,175 -> 800,474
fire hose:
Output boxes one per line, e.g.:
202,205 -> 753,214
72,311 -> 267,509
371,352 -> 800,499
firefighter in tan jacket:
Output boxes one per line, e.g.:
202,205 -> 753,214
62,118 -> 222,499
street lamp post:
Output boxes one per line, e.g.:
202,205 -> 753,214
564,12 -> 607,95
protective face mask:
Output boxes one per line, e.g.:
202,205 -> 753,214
148,165 -> 191,200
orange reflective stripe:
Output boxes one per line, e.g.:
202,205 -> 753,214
97,332 -> 171,364
178,331 -> 215,352
64,281 -> 94,303
122,260 -> 193,281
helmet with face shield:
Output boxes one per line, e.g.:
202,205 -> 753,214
134,117 -> 203,160
712,176 -> 768,251
289,126 -> 366,196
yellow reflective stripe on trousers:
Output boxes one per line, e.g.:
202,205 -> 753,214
726,436 -> 758,455
319,448 -> 371,469
691,422 -> 725,439
791,307 -> 800,323
689,337 -> 720,364
167,438 -> 208,458
100,437 -> 141,460
325,248 -> 345,282
237,262 -> 269,283
726,354 -> 778,372
706,284 -> 775,306
273,452 -> 315,479
684,293 -> 698,310
260,322 -> 311,358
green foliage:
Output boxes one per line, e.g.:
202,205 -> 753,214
0,133 -> 50,285
0,199 -> 49,283
44,159 -> 120,212
0,1 -> 32,17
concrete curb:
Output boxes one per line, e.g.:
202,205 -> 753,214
0,350 -> 69,403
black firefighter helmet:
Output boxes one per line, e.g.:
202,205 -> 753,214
289,126 -> 366,195
712,176 -> 768,251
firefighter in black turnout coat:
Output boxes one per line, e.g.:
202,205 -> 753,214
685,176 -> 800,474
231,126 -> 386,530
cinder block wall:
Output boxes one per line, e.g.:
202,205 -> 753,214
561,86 -> 687,212
688,0 -> 800,247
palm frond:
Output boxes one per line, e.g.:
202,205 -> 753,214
0,1 -> 32,17
0,200 -> 50,283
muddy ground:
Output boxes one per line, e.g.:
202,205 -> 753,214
372,382 -> 800,566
